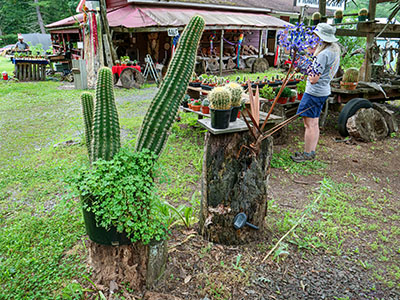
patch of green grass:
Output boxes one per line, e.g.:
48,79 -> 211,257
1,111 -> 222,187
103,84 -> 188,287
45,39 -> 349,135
0,56 -> 14,74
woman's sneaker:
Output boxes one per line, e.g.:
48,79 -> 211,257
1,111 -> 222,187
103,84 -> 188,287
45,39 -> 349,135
291,151 -> 315,162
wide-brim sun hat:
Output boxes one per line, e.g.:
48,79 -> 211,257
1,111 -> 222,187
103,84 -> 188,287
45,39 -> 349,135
315,23 -> 338,43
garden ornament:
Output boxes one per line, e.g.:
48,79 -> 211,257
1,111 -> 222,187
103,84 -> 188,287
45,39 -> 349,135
233,212 -> 259,230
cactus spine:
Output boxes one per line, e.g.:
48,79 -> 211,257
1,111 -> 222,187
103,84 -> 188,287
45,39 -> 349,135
91,67 -> 121,162
226,82 -> 243,107
81,92 -> 94,160
209,87 -> 232,110
136,16 -> 205,156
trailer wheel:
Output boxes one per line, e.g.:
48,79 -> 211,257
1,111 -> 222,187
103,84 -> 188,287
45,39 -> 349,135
338,98 -> 372,136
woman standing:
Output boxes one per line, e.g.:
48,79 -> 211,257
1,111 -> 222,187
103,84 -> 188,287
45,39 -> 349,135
292,23 -> 340,163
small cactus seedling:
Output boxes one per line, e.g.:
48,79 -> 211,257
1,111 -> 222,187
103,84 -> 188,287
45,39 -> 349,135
226,82 -> 244,107
209,87 -> 232,110
343,68 -> 359,83
335,9 -> 343,18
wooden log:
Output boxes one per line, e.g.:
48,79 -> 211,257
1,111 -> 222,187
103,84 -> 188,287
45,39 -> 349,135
33,64 -> 37,81
372,103 -> 398,133
27,63 -> 32,80
199,131 -> 272,245
87,239 -> 167,291
251,58 -> 269,73
346,108 -> 388,142
41,65 -> 46,81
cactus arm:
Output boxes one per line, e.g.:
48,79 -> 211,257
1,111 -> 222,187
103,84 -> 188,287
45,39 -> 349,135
81,92 -> 94,160
136,16 -> 205,156
92,67 -> 121,161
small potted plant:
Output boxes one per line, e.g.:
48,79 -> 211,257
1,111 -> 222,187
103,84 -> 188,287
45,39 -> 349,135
340,67 -> 359,90
296,80 -> 306,100
312,12 -> 321,25
275,86 -> 292,104
115,60 -> 121,66
260,85 -> 274,102
192,99 -> 202,111
188,98 -> 194,109
334,9 -> 343,24
209,86 -> 232,129
201,98 -> 210,114
358,8 -> 368,22
226,82 -> 244,122
181,94 -> 190,108
289,90 -> 297,102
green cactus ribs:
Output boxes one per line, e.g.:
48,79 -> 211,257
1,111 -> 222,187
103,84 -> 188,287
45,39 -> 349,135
136,16 -> 205,157
81,92 -> 94,160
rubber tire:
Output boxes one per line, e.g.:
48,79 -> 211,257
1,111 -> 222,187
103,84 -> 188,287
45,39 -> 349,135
338,98 -> 372,136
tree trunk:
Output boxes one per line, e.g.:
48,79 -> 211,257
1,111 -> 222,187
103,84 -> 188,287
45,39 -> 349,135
199,131 -> 272,245
346,108 -> 388,142
34,0 -> 46,34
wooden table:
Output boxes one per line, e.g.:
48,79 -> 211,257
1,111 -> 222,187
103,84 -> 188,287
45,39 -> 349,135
12,58 -> 48,81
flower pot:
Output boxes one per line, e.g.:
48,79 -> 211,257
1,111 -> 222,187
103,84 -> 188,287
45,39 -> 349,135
277,97 -> 288,104
230,106 -> 241,122
210,108 -> 231,129
297,93 -> 303,100
192,105 -> 201,111
182,100 -> 189,108
358,15 -> 367,22
334,18 -> 343,24
340,81 -> 358,90
188,103 -> 192,109
201,106 -> 210,114
237,111 -> 241,118
269,98 -> 274,102
289,96 -> 296,103
82,205 -> 131,246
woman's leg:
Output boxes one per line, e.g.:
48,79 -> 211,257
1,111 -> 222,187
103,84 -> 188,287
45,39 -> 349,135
303,117 -> 320,153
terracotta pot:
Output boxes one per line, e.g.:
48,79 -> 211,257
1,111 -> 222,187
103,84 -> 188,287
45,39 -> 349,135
201,106 -> 210,114
277,97 -> 288,104
289,96 -> 296,103
188,103 -> 192,109
192,105 -> 201,111
340,81 -> 358,90
297,93 -> 303,100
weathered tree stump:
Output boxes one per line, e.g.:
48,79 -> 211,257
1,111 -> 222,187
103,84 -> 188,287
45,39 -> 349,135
199,131 -> 272,245
346,108 -> 388,142
251,58 -> 269,73
372,103 -> 398,133
87,239 -> 167,291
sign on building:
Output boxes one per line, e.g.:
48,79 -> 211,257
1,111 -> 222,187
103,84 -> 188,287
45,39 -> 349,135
168,28 -> 179,37
295,0 -> 345,10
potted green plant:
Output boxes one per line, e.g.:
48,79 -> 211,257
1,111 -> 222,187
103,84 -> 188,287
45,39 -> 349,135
334,9 -> 343,24
289,89 -> 297,102
358,8 -> 368,22
275,86 -> 292,104
312,12 -> 321,25
192,99 -> 202,111
260,85 -> 275,102
296,80 -> 306,100
226,82 -> 244,122
201,98 -> 210,114
115,60 -> 120,66
209,86 -> 232,129
340,67 -> 359,90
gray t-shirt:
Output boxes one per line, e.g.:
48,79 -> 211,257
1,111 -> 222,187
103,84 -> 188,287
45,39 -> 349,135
15,41 -> 29,50
306,46 -> 340,97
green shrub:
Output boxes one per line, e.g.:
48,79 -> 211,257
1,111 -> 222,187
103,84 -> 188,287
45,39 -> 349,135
296,80 -> 306,94
275,87 -> 292,98
0,34 -> 16,47
260,85 -> 275,99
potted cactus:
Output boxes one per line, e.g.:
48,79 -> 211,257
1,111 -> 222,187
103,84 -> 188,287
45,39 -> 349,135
296,80 -> 306,100
312,12 -> 321,25
209,86 -> 232,129
340,68 -> 359,90
201,98 -> 210,114
260,85 -> 275,102
334,9 -> 343,24
226,82 -> 244,122
192,99 -> 202,111
358,8 -> 368,22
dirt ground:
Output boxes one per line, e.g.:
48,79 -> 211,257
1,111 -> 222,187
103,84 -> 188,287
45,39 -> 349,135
145,107 -> 400,300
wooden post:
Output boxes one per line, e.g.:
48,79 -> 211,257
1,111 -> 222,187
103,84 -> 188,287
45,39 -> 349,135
99,0 -> 118,64
219,29 -> 224,76
319,0 -> 326,22
41,64 -> 46,81
364,0 -> 377,82
258,30 -> 264,58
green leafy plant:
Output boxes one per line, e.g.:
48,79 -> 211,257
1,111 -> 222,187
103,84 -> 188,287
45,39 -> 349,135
232,254 -> 245,273
275,86 -> 292,98
260,85 -> 274,99
296,80 -> 306,94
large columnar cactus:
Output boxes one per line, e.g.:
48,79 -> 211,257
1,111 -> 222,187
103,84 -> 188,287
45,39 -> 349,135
81,92 -> 94,160
136,16 -> 205,156
226,82 -> 244,107
208,87 -> 232,110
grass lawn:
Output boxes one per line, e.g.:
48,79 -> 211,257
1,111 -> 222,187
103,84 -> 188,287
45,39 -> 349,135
0,56 -> 15,75
0,55 -> 399,299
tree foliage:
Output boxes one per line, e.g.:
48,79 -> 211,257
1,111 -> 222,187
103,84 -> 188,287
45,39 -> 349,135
0,0 -> 79,35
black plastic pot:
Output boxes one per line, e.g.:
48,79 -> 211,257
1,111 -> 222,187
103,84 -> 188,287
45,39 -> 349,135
182,100 -> 189,108
230,106 -> 240,122
358,16 -> 367,22
211,108 -> 231,129
82,205 -> 131,246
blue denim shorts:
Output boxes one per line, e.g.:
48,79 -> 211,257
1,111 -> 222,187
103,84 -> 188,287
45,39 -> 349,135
297,93 -> 328,118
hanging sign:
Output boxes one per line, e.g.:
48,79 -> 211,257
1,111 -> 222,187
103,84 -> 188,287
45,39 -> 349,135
295,0 -> 345,10
168,28 -> 179,37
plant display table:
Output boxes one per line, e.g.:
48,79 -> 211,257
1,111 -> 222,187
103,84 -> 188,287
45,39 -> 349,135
12,58 -> 49,81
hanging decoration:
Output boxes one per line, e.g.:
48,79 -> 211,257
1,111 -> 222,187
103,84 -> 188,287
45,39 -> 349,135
172,34 -> 180,57
91,13 -> 98,55
236,33 -> 244,68
209,31 -> 216,55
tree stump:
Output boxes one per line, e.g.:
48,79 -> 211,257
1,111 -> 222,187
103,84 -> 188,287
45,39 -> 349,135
251,58 -> 269,73
87,239 -> 167,291
346,108 -> 388,142
199,131 -> 272,245
120,68 -> 145,89
372,103 -> 398,133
